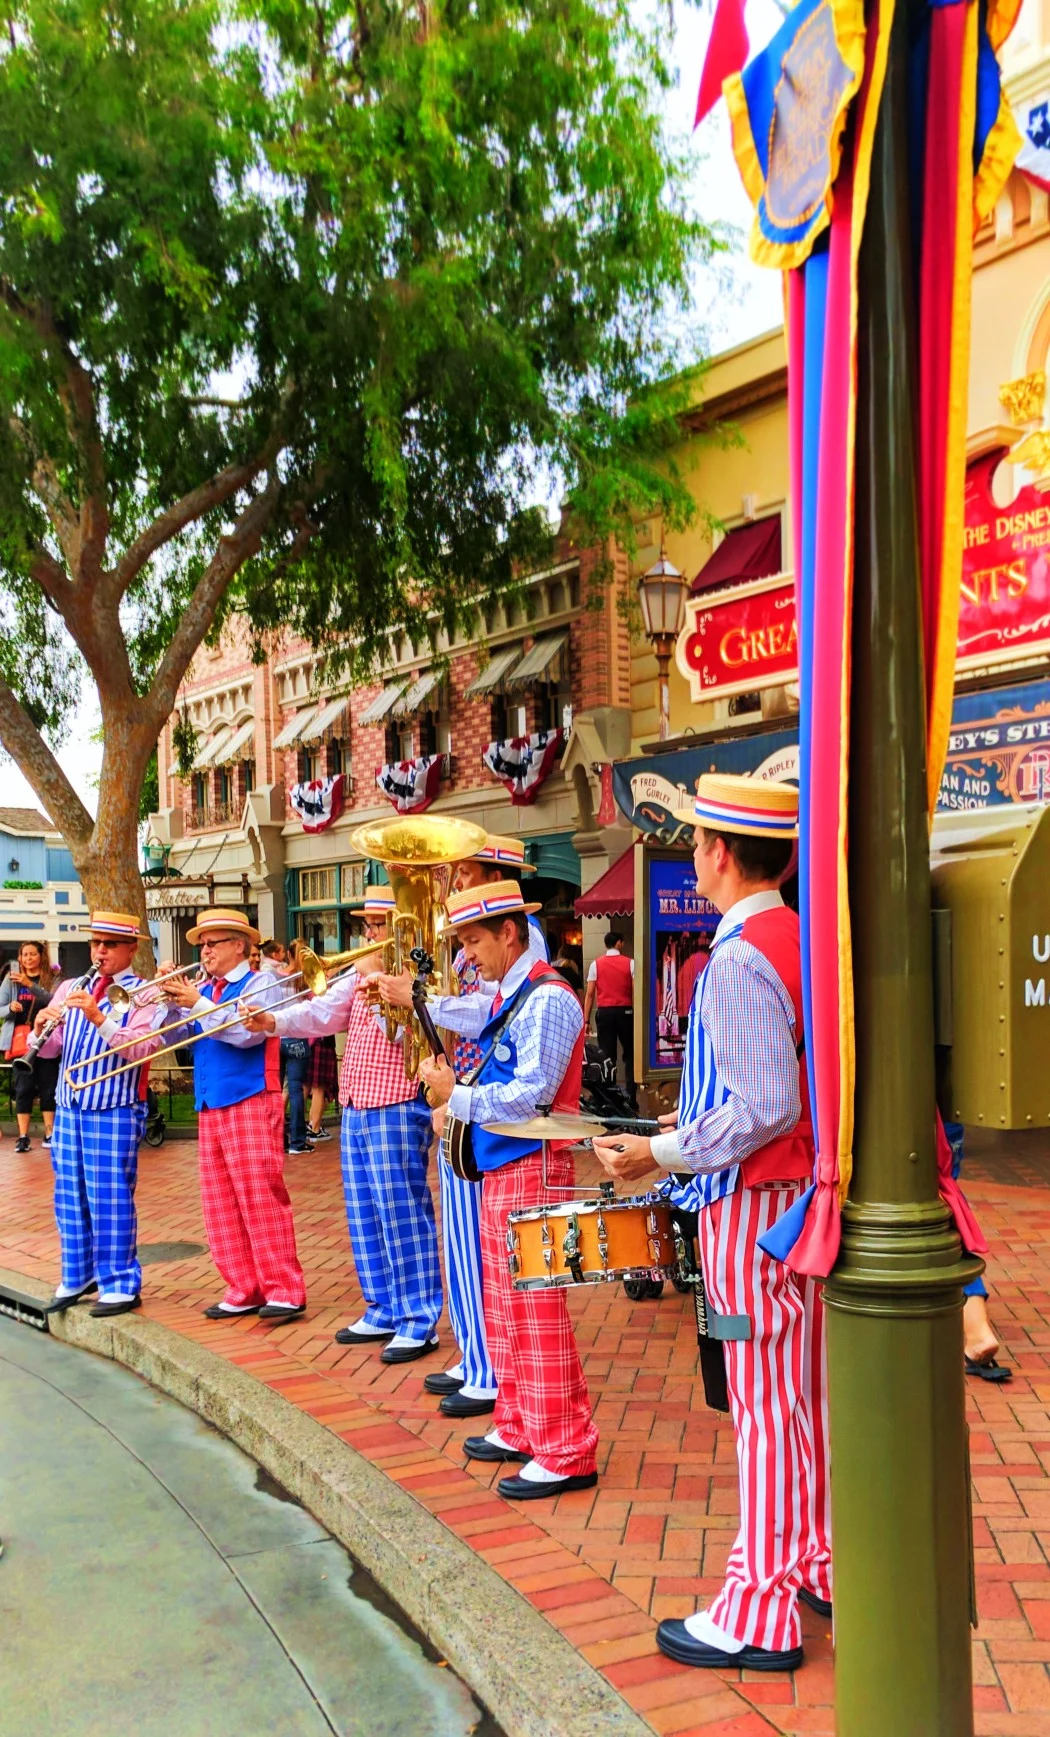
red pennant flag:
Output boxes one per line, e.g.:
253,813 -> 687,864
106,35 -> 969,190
695,0 -> 749,126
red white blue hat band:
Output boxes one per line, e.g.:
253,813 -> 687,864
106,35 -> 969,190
693,794 -> 797,836
674,772 -> 799,839
444,879 -> 542,928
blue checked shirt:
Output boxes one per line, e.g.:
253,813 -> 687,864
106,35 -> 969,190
432,952 -> 582,1128
650,891 -> 802,1213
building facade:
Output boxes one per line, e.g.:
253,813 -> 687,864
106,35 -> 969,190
148,536 -> 635,975
0,808 -> 90,974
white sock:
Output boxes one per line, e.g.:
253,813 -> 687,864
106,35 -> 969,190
96,1290 -> 135,1304
446,1362 -> 465,1381
683,1610 -> 746,1652
349,1316 -> 393,1336
54,1282 -> 88,1299
516,1460 -> 567,1484
386,1331 -> 437,1350
264,1299 -> 299,1310
218,1303 -> 259,1314
458,1384 -> 498,1401
484,1429 -> 519,1451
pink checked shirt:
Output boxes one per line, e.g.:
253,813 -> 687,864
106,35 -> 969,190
271,969 -> 417,1109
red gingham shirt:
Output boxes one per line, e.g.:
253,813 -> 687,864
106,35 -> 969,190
271,969 -> 416,1109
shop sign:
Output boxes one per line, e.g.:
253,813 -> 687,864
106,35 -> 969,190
956,453 -> 1050,672
613,727 -> 798,839
676,575 -> 797,702
145,886 -> 210,912
940,677 -> 1050,810
643,852 -> 719,1077
676,458 -> 1050,701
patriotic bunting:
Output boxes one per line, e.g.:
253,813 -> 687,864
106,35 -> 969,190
289,774 -> 346,834
483,729 -> 564,806
376,755 -> 443,814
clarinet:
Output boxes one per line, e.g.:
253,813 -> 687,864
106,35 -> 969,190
13,967 -> 100,1074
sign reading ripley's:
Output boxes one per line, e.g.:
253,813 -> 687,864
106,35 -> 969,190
677,457 -> 1050,700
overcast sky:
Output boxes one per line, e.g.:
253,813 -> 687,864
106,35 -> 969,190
0,0 -> 784,822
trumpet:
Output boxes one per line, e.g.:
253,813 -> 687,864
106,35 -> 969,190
14,967 -> 102,1074
63,941 -> 385,1093
62,964 -> 217,1079
348,814 -> 488,1078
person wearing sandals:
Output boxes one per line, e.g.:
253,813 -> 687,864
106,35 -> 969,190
1,942 -> 57,1151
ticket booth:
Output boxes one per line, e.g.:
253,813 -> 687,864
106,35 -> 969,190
932,804 -> 1050,1128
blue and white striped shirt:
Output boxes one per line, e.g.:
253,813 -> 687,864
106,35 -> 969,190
653,891 -> 802,1214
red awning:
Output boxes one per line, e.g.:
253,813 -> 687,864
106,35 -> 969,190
575,844 -> 635,918
691,516 -> 783,594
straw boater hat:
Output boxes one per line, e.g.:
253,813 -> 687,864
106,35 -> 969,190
471,833 -> 537,873
362,885 -> 396,917
443,879 -> 542,930
83,909 -> 152,943
674,773 -> 799,839
185,907 -> 261,945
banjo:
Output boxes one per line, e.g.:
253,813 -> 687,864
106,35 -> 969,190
407,949 -> 482,1182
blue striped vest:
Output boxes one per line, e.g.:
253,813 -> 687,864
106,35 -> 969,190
56,973 -> 149,1113
664,922 -> 745,1215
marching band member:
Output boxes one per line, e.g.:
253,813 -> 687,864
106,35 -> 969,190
163,908 -> 306,1324
243,887 -> 443,1362
416,880 -> 598,1501
42,911 -> 174,1318
415,833 -> 547,1420
593,774 -> 830,1674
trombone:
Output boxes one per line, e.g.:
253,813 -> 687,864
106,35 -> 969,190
63,940 -> 387,1093
63,963 -> 258,1080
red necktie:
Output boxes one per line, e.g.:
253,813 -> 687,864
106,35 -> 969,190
210,977 -> 228,1004
492,989 -> 503,1015
92,974 -> 113,1004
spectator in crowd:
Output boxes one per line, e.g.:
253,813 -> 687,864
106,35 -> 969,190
1,941 -> 58,1152
306,1036 -> 338,1141
584,932 -> 637,1110
260,939 -> 288,973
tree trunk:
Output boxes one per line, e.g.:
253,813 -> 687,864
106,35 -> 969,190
72,712 -> 158,977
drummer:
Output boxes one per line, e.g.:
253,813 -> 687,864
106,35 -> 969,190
415,881 -> 598,1501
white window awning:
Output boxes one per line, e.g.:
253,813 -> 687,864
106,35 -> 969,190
191,727 -> 233,771
273,705 -> 319,749
463,646 -> 523,699
212,720 -> 255,765
504,633 -> 567,689
391,670 -> 441,717
358,682 -> 409,726
299,696 -> 350,743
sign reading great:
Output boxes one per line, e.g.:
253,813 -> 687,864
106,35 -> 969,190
676,453 -> 1050,702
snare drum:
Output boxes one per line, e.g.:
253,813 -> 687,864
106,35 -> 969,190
506,1196 -> 683,1289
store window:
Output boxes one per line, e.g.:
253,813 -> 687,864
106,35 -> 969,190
297,908 -> 339,954
341,862 -> 366,903
491,694 -> 528,740
300,866 -> 337,904
243,758 -> 255,793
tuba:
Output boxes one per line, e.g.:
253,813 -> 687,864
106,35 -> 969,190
348,814 -> 488,1077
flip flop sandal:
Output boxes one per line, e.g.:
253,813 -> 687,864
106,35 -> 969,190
965,1356 -> 1012,1383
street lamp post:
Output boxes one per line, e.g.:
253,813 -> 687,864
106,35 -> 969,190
638,554 -> 687,741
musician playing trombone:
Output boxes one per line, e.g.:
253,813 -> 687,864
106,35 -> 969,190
242,886 -> 443,1363
41,910 -> 179,1319
159,907 -> 307,1324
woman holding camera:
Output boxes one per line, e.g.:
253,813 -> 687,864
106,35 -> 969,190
1,940 -> 58,1151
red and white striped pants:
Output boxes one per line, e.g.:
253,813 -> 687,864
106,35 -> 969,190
698,1181 -> 832,1651
480,1149 -> 599,1478
198,1093 -> 306,1309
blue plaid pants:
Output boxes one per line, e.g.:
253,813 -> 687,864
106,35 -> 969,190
51,1102 -> 145,1298
341,1097 -> 442,1342
439,1157 -> 496,1394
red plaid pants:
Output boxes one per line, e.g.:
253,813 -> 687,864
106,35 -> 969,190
198,1092 -> 306,1308
480,1148 -> 598,1477
698,1181 -> 831,1651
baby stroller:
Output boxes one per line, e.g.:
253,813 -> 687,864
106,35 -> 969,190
143,1085 -> 166,1148
579,1041 -> 635,1122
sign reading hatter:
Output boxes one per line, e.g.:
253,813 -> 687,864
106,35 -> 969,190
676,455 -> 1050,701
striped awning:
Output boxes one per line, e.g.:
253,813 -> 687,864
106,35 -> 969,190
273,705 -> 319,749
299,696 -> 350,742
391,670 -> 441,717
358,682 -> 409,726
505,633 -> 567,689
191,727 -> 233,770
464,646 -> 523,699
212,720 -> 256,765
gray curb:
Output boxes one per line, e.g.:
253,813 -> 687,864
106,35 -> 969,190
0,1267 -> 653,1737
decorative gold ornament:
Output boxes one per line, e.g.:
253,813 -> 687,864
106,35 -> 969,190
1006,428 -> 1050,476
999,370 -> 1046,427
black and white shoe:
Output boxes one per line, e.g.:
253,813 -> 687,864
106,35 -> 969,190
656,1619 -> 803,1673
89,1295 -> 141,1319
45,1281 -> 98,1314
14,1137 -> 29,1154
497,1471 -> 597,1501
203,1302 -> 262,1320
334,1320 -> 395,1346
258,1303 -> 306,1322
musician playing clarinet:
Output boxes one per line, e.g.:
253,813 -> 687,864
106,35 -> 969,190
162,907 -> 306,1324
42,911 -> 176,1318
415,880 -> 598,1502
592,775 -> 830,1676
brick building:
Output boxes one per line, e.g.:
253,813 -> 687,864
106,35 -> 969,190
147,536 -> 635,973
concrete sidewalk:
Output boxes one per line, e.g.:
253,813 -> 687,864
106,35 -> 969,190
1,1128 -> 1048,1734
0,1318 -> 489,1737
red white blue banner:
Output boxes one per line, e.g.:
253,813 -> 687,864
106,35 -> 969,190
376,755 -> 443,814
290,774 -> 346,834
483,729 -> 564,806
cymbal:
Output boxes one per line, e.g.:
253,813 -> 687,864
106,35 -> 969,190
481,1114 -> 615,1140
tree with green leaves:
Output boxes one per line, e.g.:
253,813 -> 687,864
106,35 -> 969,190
0,0 -> 711,940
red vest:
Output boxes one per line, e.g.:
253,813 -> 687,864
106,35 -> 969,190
735,906 -> 814,1189
594,952 -> 633,1007
531,961 -> 584,1163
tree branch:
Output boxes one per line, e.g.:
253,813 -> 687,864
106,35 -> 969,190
111,453 -> 270,598
0,677 -> 94,847
146,474 -> 284,725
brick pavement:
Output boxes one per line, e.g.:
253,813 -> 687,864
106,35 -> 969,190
1,1125 -> 1048,1737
